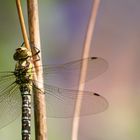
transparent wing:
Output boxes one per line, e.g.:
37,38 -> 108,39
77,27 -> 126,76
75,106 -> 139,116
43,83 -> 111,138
32,57 -> 108,117
34,57 -> 108,87
42,84 -> 108,118
0,72 -> 21,129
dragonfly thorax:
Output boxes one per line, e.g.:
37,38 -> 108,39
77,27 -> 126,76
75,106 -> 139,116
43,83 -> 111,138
14,67 -> 32,84
14,48 -> 33,92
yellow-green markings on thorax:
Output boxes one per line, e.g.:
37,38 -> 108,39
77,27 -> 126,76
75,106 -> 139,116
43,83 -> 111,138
13,46 -> 33,92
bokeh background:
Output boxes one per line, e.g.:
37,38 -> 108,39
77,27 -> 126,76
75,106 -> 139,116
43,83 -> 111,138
0,0 -> 140,140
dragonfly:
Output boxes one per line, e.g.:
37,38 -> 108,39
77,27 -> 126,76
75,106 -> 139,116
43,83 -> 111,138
0,45 -> 108,139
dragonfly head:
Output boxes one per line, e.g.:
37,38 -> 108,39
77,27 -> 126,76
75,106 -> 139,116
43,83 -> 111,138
13,47 -> 32,61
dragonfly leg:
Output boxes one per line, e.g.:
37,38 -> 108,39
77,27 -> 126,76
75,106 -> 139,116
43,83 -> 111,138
31,46 -> 40,62
21,42 -> 25,47
32,82 -> 44,94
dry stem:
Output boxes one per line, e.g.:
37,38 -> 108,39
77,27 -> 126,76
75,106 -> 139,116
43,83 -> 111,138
71,1 -> 100,140
27,0 -> 47,140
16,0 -> 30,49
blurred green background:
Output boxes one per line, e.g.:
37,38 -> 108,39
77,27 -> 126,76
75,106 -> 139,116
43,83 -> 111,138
0,0 -> 140,140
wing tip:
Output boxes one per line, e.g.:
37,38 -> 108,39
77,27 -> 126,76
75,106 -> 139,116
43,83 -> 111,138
91,57 -> 98,60
93,93 -> 100,96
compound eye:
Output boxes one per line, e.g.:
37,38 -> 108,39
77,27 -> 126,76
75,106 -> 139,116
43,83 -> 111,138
14,46 -> 32,61
16,48 -> 21,51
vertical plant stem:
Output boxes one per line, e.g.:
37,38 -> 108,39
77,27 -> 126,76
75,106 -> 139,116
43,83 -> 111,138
16,0 -> 30,49
71,1 -> 100,140
27,0 -> 47,140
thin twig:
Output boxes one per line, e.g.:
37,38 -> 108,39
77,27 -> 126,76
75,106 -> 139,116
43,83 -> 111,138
27,0 -> 47,140
71,1 -> 100,140
16,0 -> 30,49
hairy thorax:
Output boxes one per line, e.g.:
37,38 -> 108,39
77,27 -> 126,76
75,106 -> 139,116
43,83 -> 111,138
14,59 -> 33,92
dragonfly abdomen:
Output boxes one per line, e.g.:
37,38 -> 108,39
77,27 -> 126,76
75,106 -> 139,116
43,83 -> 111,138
21,91 -> 31,140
